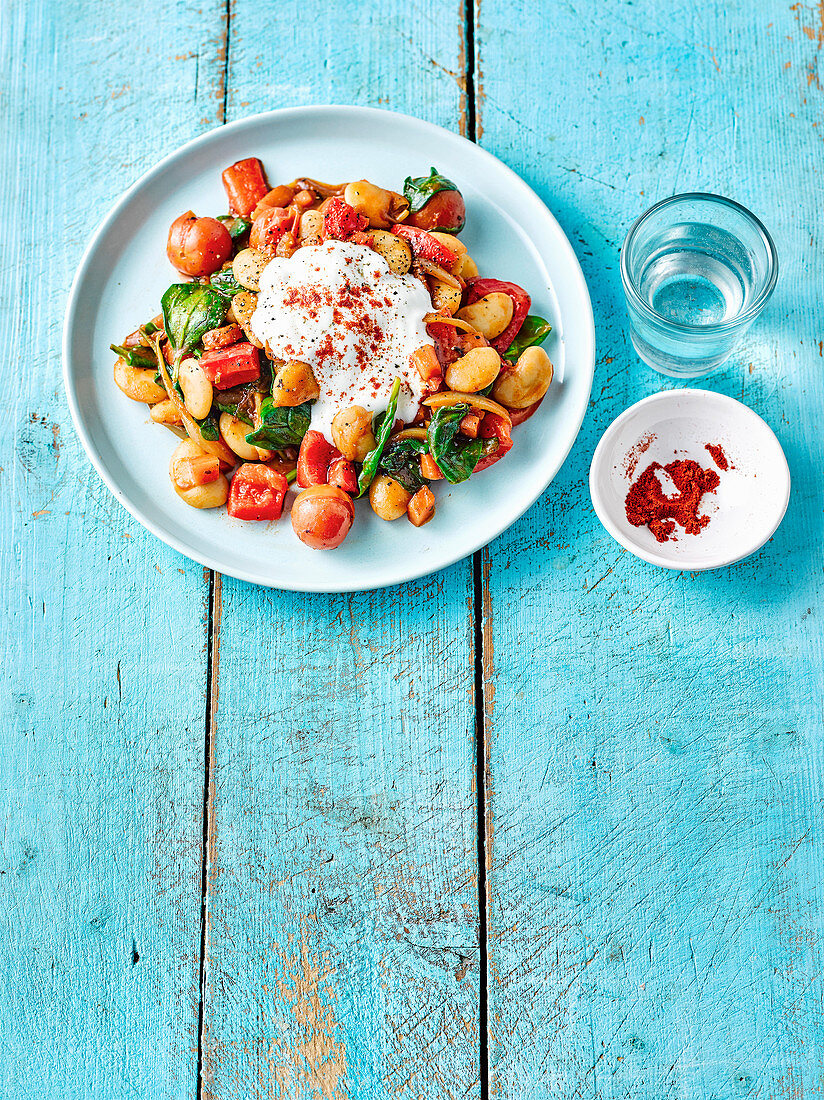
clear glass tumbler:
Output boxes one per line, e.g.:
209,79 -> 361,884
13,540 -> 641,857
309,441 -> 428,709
620,193 -> 778,378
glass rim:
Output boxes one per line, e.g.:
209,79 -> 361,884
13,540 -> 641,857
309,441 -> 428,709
620,191 -> 779,335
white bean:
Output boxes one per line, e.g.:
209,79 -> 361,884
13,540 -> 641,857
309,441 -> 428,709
456,293 -> 514,340
219,412 -> 259,461
299,209 -> 324,239
113,357 -> 166,404
178,358 -> 213,420
370,230 -> 412,275
492,346 -> 554,408
232,248 -> 268,292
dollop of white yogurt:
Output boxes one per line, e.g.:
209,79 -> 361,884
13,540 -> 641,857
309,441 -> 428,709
250,240 -> 433,441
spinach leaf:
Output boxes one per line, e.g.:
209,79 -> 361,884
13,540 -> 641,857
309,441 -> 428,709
502,315 -> 552,362
244,399 -> 311,450
196,411 -> 220,441
214,398 -> 252,426
427,403 -> 484,484
161,283 -> 228,356
357,378 -> 401,497
209,268 -> 244,299
379,437 -> 427,493
403,167 -> 459,214
110,343 -> 157,369
217,214 -> 252,240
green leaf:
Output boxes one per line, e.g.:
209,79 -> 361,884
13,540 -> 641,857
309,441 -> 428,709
161,283 -> 229,356
244,399 -> 312,450
209,267 -> 244,299
502,315 -> 552,362
357,379 -> 401,497
427,403 -> 484,484
379,437 -> 427,493
403,166 -> 460,215
196,411 -> 220,441
217,214 -> 252,240
110,343 -> 157,369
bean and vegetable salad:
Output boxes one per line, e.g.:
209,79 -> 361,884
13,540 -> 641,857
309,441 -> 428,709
112,157 -> 554,549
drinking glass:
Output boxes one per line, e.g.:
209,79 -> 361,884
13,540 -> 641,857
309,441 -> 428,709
620,193 -> 778,378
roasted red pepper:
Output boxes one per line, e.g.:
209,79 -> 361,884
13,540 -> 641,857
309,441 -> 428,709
327,456 -> 358,494
475,413 -> 513,472
199,342 -> 261,389
227,464 -> 288,521
507,397 -> 544,426
297,431 -> 341,487
322,198 -> 369,241
222,158 -> 270,217
464,278 -> 531,355
391,224 -> 457,267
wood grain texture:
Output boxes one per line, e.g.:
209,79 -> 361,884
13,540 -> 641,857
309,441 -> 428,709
0,2 -> 227,1095
199,4 -> 480,1098
476,0 -> 824,1095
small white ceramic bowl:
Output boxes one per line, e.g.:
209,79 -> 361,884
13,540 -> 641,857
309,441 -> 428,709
589,389 -> 790,570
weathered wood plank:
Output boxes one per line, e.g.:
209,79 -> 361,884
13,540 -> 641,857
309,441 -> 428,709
478,0 -> 824,1095
0,3 -> 226,1095
200,5 -> 479,1098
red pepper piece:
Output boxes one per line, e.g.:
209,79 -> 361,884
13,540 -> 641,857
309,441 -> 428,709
475,413 -> 513,472
464,278 -> 531,355
222,158 -> 270,217
322,198 -> 369,241
199,342 -> 261,390
297,430 -> 341,487
327,456 -> 358,494
227,463 -> 288,521
507,396 -> 544,427
390,224 -> 457,267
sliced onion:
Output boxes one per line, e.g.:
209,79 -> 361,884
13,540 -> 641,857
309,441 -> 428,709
391,427 -> 428,442
152,337 -> 236,465
290,177 -> 346,198
423,391 -> 512,425
423,312 -> 478,334
415,259 -> 462,288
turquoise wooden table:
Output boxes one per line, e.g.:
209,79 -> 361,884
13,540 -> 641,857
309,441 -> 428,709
2,1 -> 823,1096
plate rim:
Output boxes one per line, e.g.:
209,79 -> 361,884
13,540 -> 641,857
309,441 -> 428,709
63,104 -> 596,591
588,388 -> 791,571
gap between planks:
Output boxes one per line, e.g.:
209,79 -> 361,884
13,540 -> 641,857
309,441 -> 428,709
195,1 -> 488,1093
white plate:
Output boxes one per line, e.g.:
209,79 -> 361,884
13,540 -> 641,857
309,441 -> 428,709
589,389 -> 791,570
63,106 -> 595,591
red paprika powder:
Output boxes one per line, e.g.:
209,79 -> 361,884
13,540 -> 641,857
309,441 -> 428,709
625,459 -> 720,543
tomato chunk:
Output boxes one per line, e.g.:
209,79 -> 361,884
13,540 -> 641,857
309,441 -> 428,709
222,158 -> 269,217
475,413 -> 513,472
227,463 -> 288,521
297,430 -> 341,487
249,207 -> 296,254
322,198 -> 369,241
199,342 -> 261,390
464,278 -> 531,355
391,224 -> 457,267
327,456 -> 358,494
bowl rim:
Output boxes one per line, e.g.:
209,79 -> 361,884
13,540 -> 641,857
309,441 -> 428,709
588,388 -> 791,571
619,191 -> 779,335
